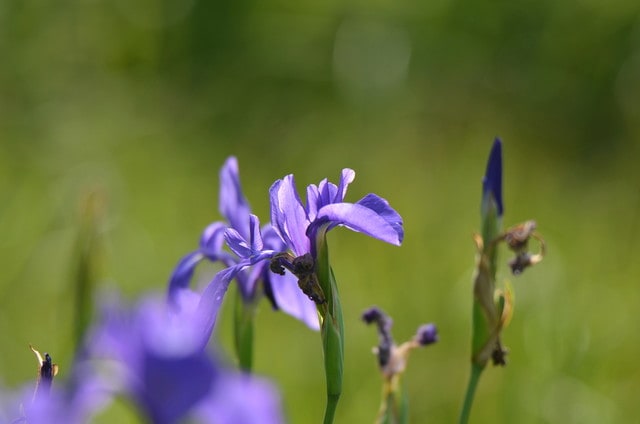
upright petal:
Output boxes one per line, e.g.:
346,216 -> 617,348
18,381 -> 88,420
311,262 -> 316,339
317,168 -> 355,208
315,202 -> 403,246
269,175 -> 310,256
248,214 -> 264,252
219,157 -> 252,239
317,178 -> 335,208
306,184 -> 320,222
335,168 -> 356,202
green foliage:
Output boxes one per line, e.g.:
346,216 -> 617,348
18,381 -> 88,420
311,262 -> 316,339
1,1 -> 639,422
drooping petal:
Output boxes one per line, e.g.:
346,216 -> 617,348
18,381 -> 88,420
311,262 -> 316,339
314,202 -> 403,246
167,252 -> 206,301
199,222 -> 228,252
269,176 -> 310,256
482,138 -> 503,217
194,250 -> 277,348
356,193 -> 404,244
219,157 -> 251,239
193,267 -> 238,349
267,271 -> 320,331
225,228 -> 253,259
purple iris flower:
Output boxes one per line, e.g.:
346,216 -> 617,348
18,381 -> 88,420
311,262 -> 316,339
167,156 -> 319,331
269,168 -> 403,259
191,167 -> 402,350
482,138 -> 503,217
85,292 -> 285,424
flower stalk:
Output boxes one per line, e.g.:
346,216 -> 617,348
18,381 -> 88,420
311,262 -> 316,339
315,230 -> 344,424
233,288 -> 257,372
460,139 -> 545,423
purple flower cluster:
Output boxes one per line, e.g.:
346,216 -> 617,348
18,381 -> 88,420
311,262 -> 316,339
171,158 -> 403,349
167,157 -> 319,331
4,156 -> 406,424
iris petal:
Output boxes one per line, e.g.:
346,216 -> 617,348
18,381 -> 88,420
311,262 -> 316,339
219,157 -> 252,239
356,193 -> 404,244
168,252 -> 206,300
268,271 -> 320,330
335,168 -> 355,202
315,202 -> 403,246
269,176 -> 310,256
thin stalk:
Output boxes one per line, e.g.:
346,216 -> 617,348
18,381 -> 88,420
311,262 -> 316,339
323,393 -> 340,424
459,363 -> 483,424
316,230 -> 344,424
233,289 -> 255,372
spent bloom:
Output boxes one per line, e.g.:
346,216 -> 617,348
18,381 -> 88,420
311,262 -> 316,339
362,306 -> 438,379
362,306 -> 438,424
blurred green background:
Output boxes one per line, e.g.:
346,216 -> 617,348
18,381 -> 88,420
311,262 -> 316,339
1,0 -> 639,422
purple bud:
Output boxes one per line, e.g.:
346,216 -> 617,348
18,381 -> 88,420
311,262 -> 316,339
362,306 -> 384,324
415,323 -> 438,346
362,306 -> 394,367
482,138 -> 503,217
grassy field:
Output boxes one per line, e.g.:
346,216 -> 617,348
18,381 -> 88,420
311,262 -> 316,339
1,1 -> 639,422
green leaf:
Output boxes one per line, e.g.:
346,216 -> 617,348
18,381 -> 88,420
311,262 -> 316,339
73,190 -> 106,351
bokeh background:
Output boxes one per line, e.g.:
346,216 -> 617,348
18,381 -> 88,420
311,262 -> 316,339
1,0 -> 640,422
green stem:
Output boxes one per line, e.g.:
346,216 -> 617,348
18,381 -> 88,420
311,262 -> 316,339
323,393 -> 340,424
233,289 -> 255,372
379,376 -> 408,424
315,229 -> 344,424
320,275 -> 343,424
459,363 -> 484,424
